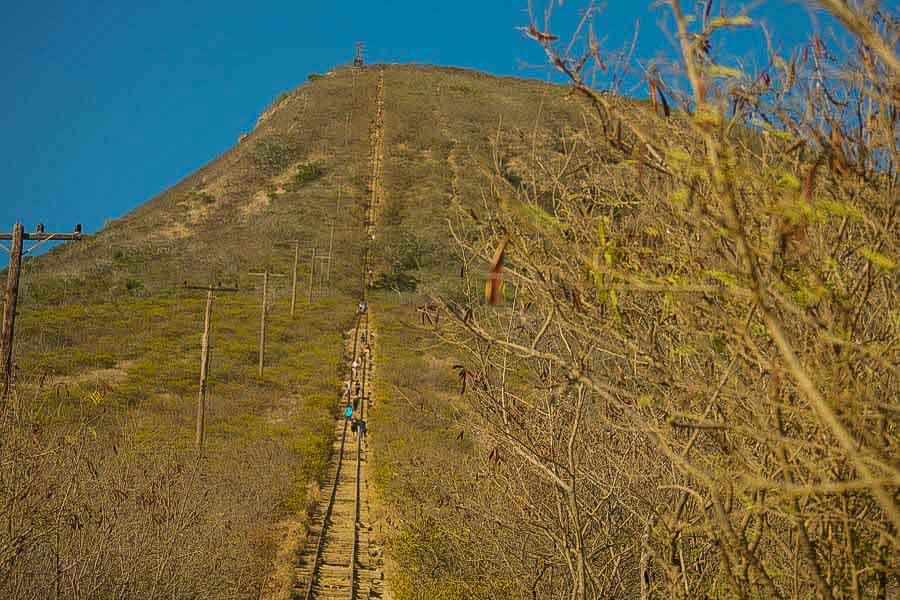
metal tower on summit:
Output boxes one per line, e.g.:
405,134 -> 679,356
353,42 -> 365,67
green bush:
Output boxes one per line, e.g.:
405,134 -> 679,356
372,271 -> 419,292
293,163 -> 323,186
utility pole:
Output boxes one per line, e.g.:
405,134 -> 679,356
307,247 -> 316,304
308,248 -> 333,301
248,270 -> 286,377
184,283 -> 238,450
353,42 -> 365,68
315,255 -> 329,299
1,223 -> 81,398
292,242 -> 300,316
325,220 -> 335,290
276,239 -> 311,318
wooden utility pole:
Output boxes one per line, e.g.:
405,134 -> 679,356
325,220 -> 335,289
308,249 -> 333,301
249,270 -> 286,377
276,239 -> 311,319
290,243 -> 300,318
307,247 -> 317,304
1,223 -> 81,398
184,283 -> 238,450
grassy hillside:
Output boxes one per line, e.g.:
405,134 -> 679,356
2,66 -> 382,599
361,6 -> 898,598
2,15 -> 897,596
3,62 -> 603,599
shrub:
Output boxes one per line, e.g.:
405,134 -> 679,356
293,163 -> 323,186
372,271 -> 418,292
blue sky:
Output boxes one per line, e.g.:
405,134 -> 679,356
0,0 -> 840,243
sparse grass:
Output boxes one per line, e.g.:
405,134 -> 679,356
1,65 -> 388,599
5,41 -> 892,598
2,293 -> 354,599
370,297 -> 520,600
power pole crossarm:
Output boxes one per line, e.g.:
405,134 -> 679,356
0,228 -> 82,241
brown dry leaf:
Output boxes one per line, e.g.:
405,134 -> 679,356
485,234 -> 511,305
518,24 -> 559,43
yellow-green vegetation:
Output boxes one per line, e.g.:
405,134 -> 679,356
367,4 -> 897,600
370,298 -> 519,600
1,65 -> 382,599
4,290 -> 354,598
2,4 -> 897,596
364,6 -> 897,598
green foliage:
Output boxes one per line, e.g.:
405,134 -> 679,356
292,162 -> 324,186
251,137 -> 293,174
185,189 -> 216,204
372,271 -> 419,292
8,289 -> 356,596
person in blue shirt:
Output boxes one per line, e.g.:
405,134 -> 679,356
344,404 -> 353,420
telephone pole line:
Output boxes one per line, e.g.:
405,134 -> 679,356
248,270 -> 286,377
1,223 -> 81,398
183,283 -> 238,450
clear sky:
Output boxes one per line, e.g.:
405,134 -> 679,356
1,0 -> 842,242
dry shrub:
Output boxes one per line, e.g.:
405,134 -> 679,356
0,386 -> 302,599
430,2 -> 898,598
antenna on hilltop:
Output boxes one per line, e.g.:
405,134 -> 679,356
353,42 -> 365,67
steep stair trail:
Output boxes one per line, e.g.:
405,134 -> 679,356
293,69 -> 389,600
293,312 -> 385,599
367,71 -> 386,235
